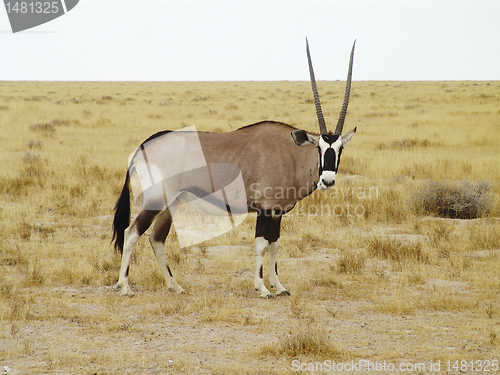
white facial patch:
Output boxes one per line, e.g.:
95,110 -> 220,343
318,171 -> 336,190
317,135 -> 329,152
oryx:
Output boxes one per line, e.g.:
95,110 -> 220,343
112,39 -> 357,298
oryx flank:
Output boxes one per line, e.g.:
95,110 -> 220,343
112,39 -> 357,298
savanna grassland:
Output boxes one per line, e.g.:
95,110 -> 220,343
1,80 -> 499,374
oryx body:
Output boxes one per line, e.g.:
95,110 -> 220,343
112,40 -> 357,297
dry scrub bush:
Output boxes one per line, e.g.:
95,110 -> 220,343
414,180 -> 494,219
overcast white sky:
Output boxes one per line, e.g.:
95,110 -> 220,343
1,0 -> 499,81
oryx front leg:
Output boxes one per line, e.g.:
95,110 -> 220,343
149,209 -> 184,294
254,210 -> 285,298
269,239 -> 290,296
254,237 -> 272,298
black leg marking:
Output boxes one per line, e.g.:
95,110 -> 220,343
136,210 -> 161,236
268,214 -> 282,243
255,210 -> 273,239
151,209 -> 173,243
275,262 -> 278,276
255,210 -> 282,243
167,265 -> 173,277
125,266 -> 129,277
259,265 -> 263,279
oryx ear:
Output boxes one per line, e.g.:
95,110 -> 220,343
341,127 -> 357,146
291,130 -> 319,146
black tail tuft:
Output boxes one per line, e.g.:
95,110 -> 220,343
112,172 -> 131,254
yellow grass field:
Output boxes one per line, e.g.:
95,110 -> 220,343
1,80 -> 499,374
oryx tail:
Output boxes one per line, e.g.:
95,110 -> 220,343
112,172 -> 131,254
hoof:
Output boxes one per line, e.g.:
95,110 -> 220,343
277,290 -> 291,296
168,286 -> 185,294
116,283 -> 134,296
121,289 -> 135,297
259,293 -> 275,299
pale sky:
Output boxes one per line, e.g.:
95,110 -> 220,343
1,0 -> 499,81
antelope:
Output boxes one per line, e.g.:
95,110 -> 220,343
112,39 -> 357,298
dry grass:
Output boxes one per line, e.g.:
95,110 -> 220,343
364,235 -> 428,263
0,80 -> 499,373
335,250 -> 366,274
259,323 -> 348,360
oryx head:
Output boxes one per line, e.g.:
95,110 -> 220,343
292,39 -> 357,190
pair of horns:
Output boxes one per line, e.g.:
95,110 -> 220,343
306,38 -> 355,135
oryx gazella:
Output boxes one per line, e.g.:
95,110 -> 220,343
112,39 -> 357,298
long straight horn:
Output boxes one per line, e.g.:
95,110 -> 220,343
306,38 -> 327,134
334,40 -> 356,135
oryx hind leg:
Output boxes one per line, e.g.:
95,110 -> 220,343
149,209 -> 184,294
117,210 -> 159,295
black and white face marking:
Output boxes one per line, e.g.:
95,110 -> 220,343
291,127 -> 356,191
317,133 -> 343,190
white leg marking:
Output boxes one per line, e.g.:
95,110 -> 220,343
254,237 -> 272,298
116,226 -> 140,295
149,237 -> 184,294
269,239 -> 289,295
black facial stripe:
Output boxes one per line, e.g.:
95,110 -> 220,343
318,147 -> 323,176
318,136 -> 342,176
323,148 -> 337,172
